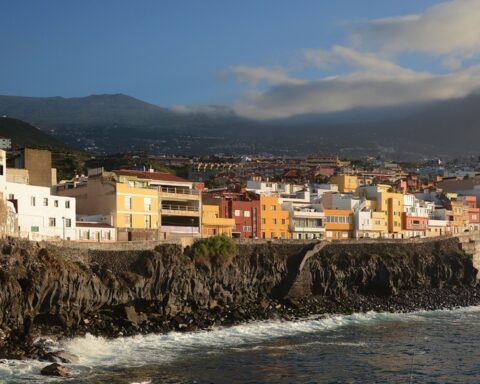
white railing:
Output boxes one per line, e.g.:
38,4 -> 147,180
161,225 -> 199,234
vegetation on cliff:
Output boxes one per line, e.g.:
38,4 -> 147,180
190,235 -> 237,267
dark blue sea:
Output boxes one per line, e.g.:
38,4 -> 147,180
1,307 -> 479,383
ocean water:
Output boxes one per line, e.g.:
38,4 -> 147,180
1,307 -> 480,383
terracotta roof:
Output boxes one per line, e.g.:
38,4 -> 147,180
114,169 -> 189,183
283,169 -> 299,177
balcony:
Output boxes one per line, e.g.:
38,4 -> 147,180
291,226 -> 325,233
161,203 -> 200,217
161,225 -> 199,234
158,187 -> 200,201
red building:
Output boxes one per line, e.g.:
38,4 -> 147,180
402,214 -> 429,238
203,190 -> 261,238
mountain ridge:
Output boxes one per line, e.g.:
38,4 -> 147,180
1,93 -> 480,159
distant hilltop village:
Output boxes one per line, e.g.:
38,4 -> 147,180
0,148 -> 480,243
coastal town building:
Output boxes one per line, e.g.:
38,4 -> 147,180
286,204 -> 324,240
203,190 -> 261,238
56,168 -> 159,241
0,150 -> 76,241
330,174 -> 358,193
323,209 -> 354,240
259,195 -> 290,239
0,137 -> 11,151
115,169 -> 202,239
201,204 -> 235,237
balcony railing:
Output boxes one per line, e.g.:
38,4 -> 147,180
161,204 -> 199,212
161,225 -> 199,234
160,187 -> 199,195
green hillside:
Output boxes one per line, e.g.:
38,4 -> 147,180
0,116 -> 69,150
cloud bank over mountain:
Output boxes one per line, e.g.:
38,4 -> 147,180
227,0 -> 480,120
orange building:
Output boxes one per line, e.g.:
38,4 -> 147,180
259,195 -> 290,239
323,209 -> 354,240
201,204 -> 235,237
330,174 -> 358,193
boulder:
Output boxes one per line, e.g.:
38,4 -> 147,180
40,363 -> 69,377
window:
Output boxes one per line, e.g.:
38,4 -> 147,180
243,225 -> 251,232
281,219 -> 286,225
124,214 -> 132,227
234,209 -> 241,217
271,232 -> 275,238
244,210 -> 251,217
262,204 -> 266,211
124,196 -> 132,210
280,232 -> 285,239
65,200 -> 70,209
54,200 -> 59,208
31,197 -> 36,206
261,218 -> 266,224
65,218 -> 72,227
8,194 -> 14,200
272,218 -> 277,225
145,215 -> 151,228
43,198 -> 48,206
270,205 -> 276,211
48,217 -> 56,227
144,197 -> 152,211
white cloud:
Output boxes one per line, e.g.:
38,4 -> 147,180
233,65 -> 480,119
305,46 -> 417,76
226,1 -> 480,120
223,65 -> 304,86
350,0 -> 480,57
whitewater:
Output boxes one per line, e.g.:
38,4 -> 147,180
1,306 -> 480,383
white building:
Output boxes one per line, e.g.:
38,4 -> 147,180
0,137 -> 11,151
247,179 -> 304,196
0,150 -> 76,241
5,182 -> 77,241
322,192 -> 361,210
284,204 -> 324,240
309,183 -> 338,203
403,194 -> 435,218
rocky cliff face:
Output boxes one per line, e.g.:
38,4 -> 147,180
0,237 -> 477,359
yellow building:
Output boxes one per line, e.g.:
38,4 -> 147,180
116,182 -> 159,230
323,209 -> 354,239
358,184 -> 403,236
259,195 -> 290,239
371,211 -> 388,234
201,204 -> 235,237
376,189 -> 403,234
330,174 -> 358,193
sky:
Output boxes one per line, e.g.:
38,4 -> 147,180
2,0 -> 480,119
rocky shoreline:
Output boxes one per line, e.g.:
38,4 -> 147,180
0,237 -> 477,362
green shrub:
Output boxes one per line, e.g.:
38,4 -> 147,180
191,235 -> 237,266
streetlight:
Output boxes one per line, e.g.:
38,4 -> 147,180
62,216 -> 65,241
